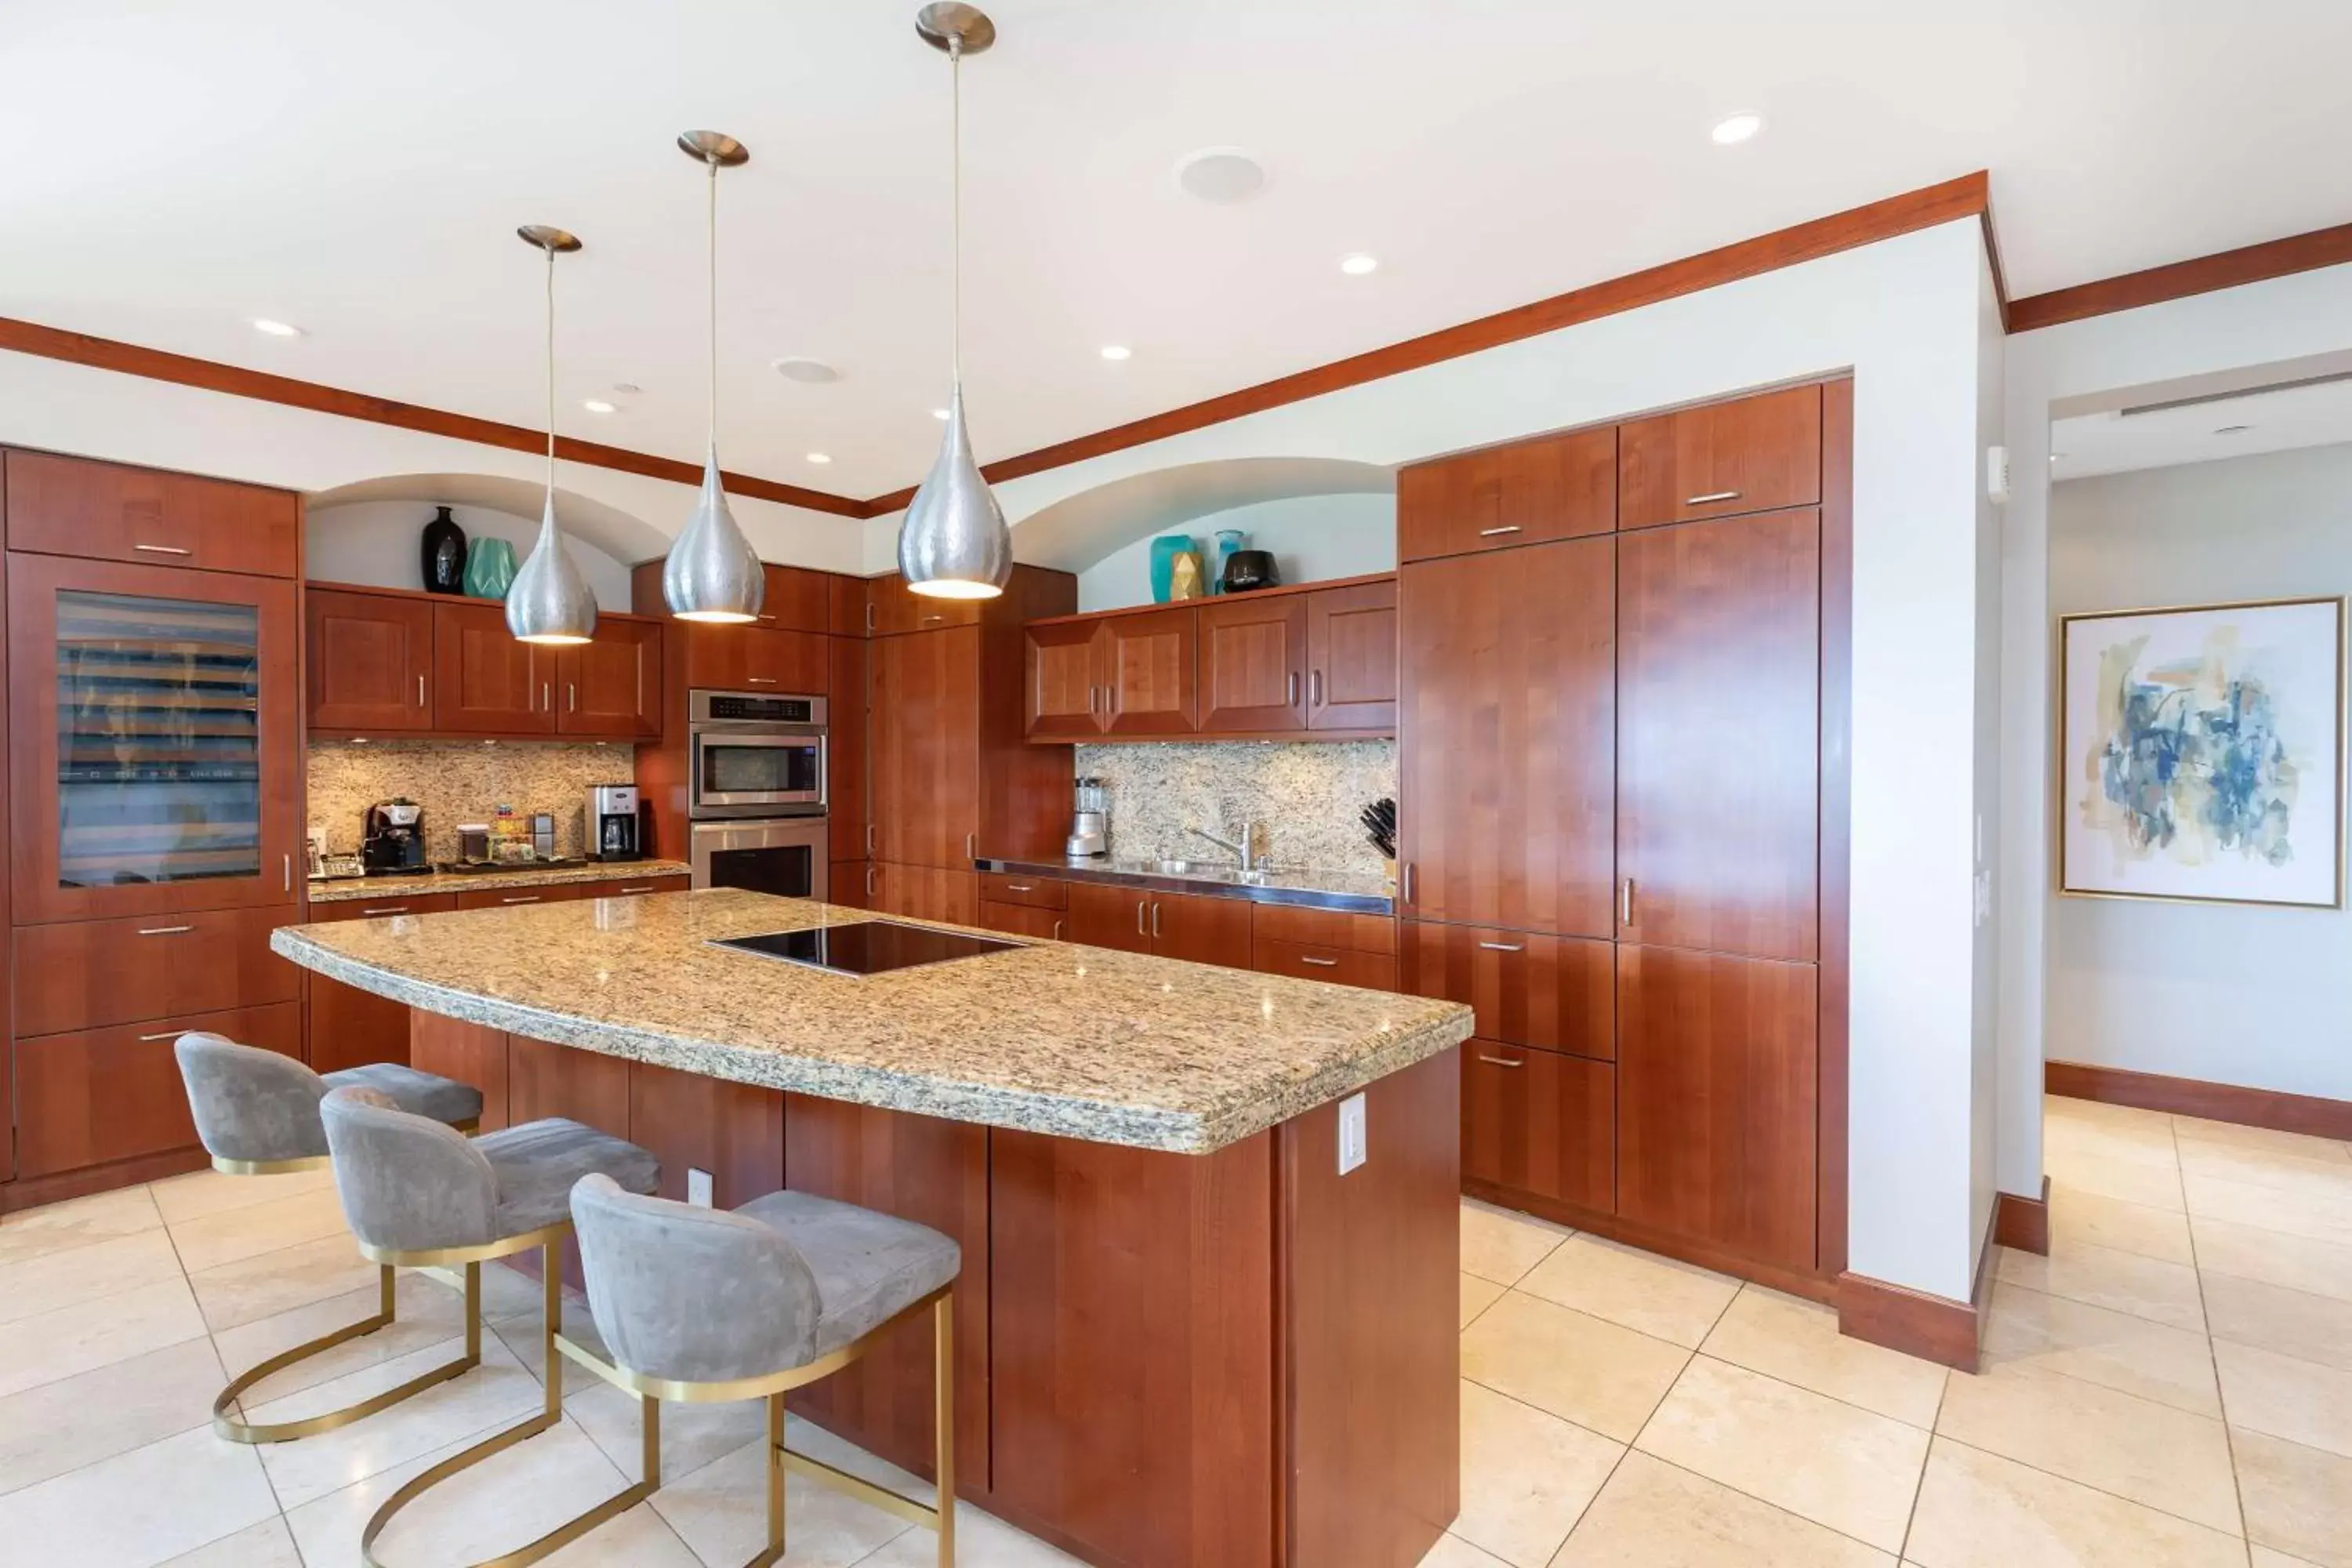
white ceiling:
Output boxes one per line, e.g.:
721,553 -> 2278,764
7,1 -> 2352,500
2053,360 -> 2352,479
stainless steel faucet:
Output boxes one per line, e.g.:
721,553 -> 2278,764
1185,822 -> 1261,872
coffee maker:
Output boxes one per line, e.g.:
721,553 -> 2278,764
1065,777 -> 1109,859
361,799 -> 428,873
589,784 -> 642,862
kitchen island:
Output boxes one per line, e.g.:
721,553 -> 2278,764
272,888 -> 1472,1568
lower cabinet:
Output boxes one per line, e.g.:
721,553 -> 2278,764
1399,922 -> 1614,1058
307,893 -> 458,1073
829,860 -> 870,909
1252,938 -> 1395,990
869,863 -> 978,927
1461,1041 -> 1614,1214
978,900 -> 1063,940
1065,881 -> 1250,967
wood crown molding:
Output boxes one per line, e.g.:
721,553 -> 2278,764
0,316 -> 869,519
2047,1060 -> 2352,1142
2009,220 -> 2352,333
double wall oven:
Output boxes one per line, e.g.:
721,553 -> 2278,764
686,689 -> 829,901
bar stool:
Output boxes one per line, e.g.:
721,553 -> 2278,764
315,1087 -> 662,1568
173,1032 -> 485,1444
555,1173 -> 962,1568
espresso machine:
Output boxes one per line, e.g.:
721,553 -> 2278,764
589,784 -> 643,862
1065,776 -> 1109,859
361,799 -> 428,873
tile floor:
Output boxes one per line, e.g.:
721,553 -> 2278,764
0,1094 -> 2345,1566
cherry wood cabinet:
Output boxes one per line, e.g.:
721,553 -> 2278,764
1399,922 -> 1614,1060
828,633 -> 869,862
829,575 -> 871,638
1248,902 -> 1394,956
869,863 -> 979,927
1251,938 -> 1394,990
1066,879 -> 1154,954
978,900 -> 1063,940
13,904 -> 301,1036
1146,888 -> 1254,968
869,572 -> 983,637
1023,619 -> 1108,740
3,448 -> 299,579
1617,508 -> 1819,962
448,880 -> 602,913
628,1060 -> 785,1210
408,1014 -> 510,1131
307,588 -> 434,732
871,627 -> 982,869
1461,1043 -> 1614,1213
1618,383 -> 1821,530
754,564 -> 833,634
829,860 -> 869,909
681,622 -> 829,695
306,892 -> 459,1072
1396,426 -> 1616,563
1396,537 -> 1615,938
1305,577 -> 1398,731
1102,607 -> 1200,736
1198,593 -> 1308,732
980,872 -> 1066,910
1616,946 -> 1817,1272
556,617 -> 662,739
431,599 -> 554,735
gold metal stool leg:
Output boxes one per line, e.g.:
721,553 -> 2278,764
935,1290 -> 956,1567
211,1262 -> 479,1445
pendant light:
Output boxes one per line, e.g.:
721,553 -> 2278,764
662,131 -> 767,624
506,226 -> 598,646
898,3 -> 1012,599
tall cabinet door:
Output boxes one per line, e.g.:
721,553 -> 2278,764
871,626 -> 980,869
1197,594 -> 1308,733
1616,509 -> 1819,960
1101,607 -> 1199,736
556,618 -> 662,739
1397,538 -> 1615,937
432,601 -> 555,735
306,589 -> 434,732
8,555 -> 301,922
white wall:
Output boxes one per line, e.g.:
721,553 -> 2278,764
1971,253 -> 2007,1250
1074,492 -> 1397,612
2046,443 -> 2352,1101
307,499 -> 634,611
2003,257 -> 2352,1200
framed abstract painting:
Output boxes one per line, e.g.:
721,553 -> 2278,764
2060,596 -> 2346,909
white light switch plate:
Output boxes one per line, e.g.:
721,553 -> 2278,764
1338,1093 -> 1367,1175
687,1168 -> 714,1208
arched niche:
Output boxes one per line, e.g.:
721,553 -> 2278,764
305,473 -> 663,612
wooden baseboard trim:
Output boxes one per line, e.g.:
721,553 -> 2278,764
1994,1176 -> 2051,1257
0,1146 -> 211,1214
2047,1060 -> 2352,1141
1835,1200 -> 1999,1373
1461,1181 -> 1836,1306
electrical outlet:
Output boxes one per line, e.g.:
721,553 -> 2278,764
1338,1093 -> 1367,1175
687,1168 -> 714,1208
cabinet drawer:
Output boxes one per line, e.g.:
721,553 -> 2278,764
982,873 -> 1068,910
4,449 -> 300,577
1252,938 -> 1395,991
593,873 -> 691,898
1250,902 -> 1394,954
978,900 -> 1064,941
1396,426 -> 1617,562
1399,923 -> 1614,1060
1461,1042 -> 1614,1213
15,1000 -> 303,1178
450,883 -> 599,912
683,623 -> 830,693
310,891 -> 459,922
15,906 -> 301,1036
1617,384 -> 1821,529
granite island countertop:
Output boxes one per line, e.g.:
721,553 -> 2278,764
270,888 -> 1471,1154
307,860 -> 691,903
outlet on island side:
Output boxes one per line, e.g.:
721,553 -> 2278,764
688,1168 -> 714,1207
1338,1093 -> 1367,1175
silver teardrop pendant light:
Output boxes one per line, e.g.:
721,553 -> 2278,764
506,226 -> 598,645
899,3 -> 1011,599
663,131 -> 766,624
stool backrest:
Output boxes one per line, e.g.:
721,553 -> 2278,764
320,1087 -> 500,1254
571,1174 -> 824,1385
174,1033 -> 330,1163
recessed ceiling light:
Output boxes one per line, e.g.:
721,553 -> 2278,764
580,398 -> 618,414
1711,113 -> 1766,145
611,382 -> 641,395
2214,423 -> 2252,434
931,408 -> 951,420
1339,253 -> 1379,276
1174,147 -> 1265,204
250,318 -> 304,337
805,452 -> 833,464
1099,344 -> 1131,361
772,357 -> 842,384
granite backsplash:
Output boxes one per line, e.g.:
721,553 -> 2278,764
1071,740 -> 1396,878
309,739 -> 635,862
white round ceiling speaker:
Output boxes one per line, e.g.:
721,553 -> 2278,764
772,357 -> 843,383
1175,147 -> 1266,204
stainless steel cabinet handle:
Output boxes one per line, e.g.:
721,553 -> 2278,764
132,543 -> 192,555
1475,1054 -> 1525,1069
1137,898 -> 1149,936
1686,489 -> 1741,505
1402,862 -> 1416,905
136,924 -> 194,937
966,833 -> 976,859
417,673 -> 427,707
137,1029 -> 183,1042
500,895 -> 541,905
360,906 -> 411,916
283,854 -> 292,891
746,676 -> 779,684
1006,884 -> 1033,893
1287,672 -> 1299,706
1151,901 -> 1162,938
920,614 -> 944,625
1299,955 -> 1338,967
1621,877 -> 1636,927
541,681 -> 551,711
866,824 -> 877,854
568,682 -> 577,713
866,866 -> 877,897
1477,525 -> 1522,538
865,603 -> 877,633
1477,940 -> 1525,953
1310,670 -> 1323,707
1051,918 -> 1064,940
757,613 -> 778,622
616,885 -> 655,895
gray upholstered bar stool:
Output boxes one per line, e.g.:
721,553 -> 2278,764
555,1173 -> 963,1568
173,1031 -> 485,1444
316,1087 -> 660,1568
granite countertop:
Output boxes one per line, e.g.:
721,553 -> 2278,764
976,857 -> 1394,914
307,860 -> 692,903
271,889 -> 1469,1154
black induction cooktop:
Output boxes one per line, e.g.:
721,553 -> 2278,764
710,920 -> 1022,976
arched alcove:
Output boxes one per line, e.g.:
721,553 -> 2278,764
305,473 -> 662,611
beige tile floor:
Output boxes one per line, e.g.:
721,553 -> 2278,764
1,1093 -> 2347,1566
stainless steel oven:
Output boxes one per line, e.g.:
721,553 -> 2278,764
689,818 -> 829,900
688,690 -> 827,819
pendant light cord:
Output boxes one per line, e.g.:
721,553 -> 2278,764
707,153 -> 720,447
950,34 -> 964,390
543,241 -> 556,495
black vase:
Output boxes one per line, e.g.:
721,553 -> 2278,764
1220,549 -> 1279,593
420,506 -> 467,593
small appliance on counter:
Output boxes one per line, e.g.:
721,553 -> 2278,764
361,799 -> 429,873
1066,776 -> 1109,859
589,784 -> 643,862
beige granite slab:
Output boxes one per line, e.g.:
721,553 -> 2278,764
271,888 -> 1471,1155
306,861 -> 691,903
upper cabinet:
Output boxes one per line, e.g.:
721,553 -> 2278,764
1020,575 -> 1397,742
681,622 -> 828,694
754,564 -> 832,634
1396,426 -> 1616,563
555,617 -> 664,739
1617,383 -> 1821,529
869,572 -> 984,637
430,599 -> 554,735
307,587 -> 434,732
4,449 -> 299,579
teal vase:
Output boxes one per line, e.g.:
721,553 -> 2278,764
463,537 -> 517,599
1149,535 -> 1195,604
1210,528 -> 1247,594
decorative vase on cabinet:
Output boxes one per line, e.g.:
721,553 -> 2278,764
463,536 -> 517,599
1149,534 -> 1195,604
1168,549 -> 1206,600
421,505 -> 467,593
1210,528 -> 1247,594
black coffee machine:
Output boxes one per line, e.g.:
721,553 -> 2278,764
361,799 -> 428,873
